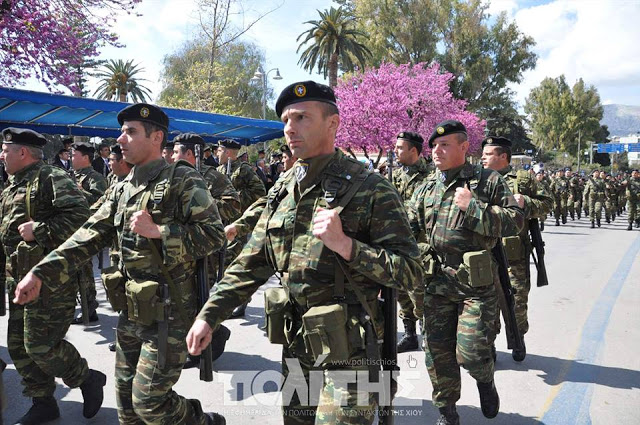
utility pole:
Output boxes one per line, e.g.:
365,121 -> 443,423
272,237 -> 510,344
577,130 -> 582,172
590,142 -> 594,165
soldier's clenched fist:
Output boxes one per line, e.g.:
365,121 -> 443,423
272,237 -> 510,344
454,186 -> 473,211
312,207 -> 353,261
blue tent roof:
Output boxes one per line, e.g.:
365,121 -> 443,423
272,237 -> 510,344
0,87 -> 284,145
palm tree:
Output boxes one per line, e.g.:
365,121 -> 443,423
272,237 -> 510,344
296,6 -> 372,87
93,59 -> 152,102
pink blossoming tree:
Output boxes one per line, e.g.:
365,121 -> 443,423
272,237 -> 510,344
334,62 -> 485,163
0,0 -> 142,95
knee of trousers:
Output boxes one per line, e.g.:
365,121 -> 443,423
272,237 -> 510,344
132,392 -> 177,421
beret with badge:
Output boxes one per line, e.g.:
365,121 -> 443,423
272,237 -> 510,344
117,103 -> 169,130
173,132 -> 205,146
397,131 -> 424,146
275,81 -> 337,117
219,139 -> 242,150
2,127 -> 47,148
428,120 -> 468,148
481,135 -> 512,149
73,142 -> 95,156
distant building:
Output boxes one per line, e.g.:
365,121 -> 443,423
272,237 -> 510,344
620,133 -> 640,166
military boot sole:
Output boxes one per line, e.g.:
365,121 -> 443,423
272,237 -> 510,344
477,381 -> 500,419
397,335 -> 419,353
15,397 -> 60,425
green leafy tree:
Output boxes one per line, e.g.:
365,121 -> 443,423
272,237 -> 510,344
296,6 -> 372,87
93,59 -> 151,102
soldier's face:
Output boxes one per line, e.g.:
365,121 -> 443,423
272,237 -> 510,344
172,144 -> 188,163
282,101 -> 339,160
481,145 -> 507,171
162,148 -> 174,164
633,171 -> 639,178
282,152 -> 296,171
394,139 -> 417,166
536,174 -> 543,181
566,171 -> 572,177
117,121 -> 162,166
71,149 -> 88,167
431,134 -> 468,171
1,143 -> 25,175
217,146 -> 228,163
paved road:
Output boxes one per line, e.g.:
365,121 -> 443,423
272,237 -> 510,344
2,213 -> 639,425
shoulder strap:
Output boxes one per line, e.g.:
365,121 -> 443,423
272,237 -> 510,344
25,166 -> 43,220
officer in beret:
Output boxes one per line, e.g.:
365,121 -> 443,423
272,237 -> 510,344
535,170 -> 552,230
216,138 -> 266,317
188,81 -> 422,425
14,104 -> 227,424
407,122 -> 524,424
583,169 -> 606,228
481,136 -> 553,362
70,142 -> 108,325
1,127 -> 106,423
163,140 -> 175,164
391,131 -> 434,353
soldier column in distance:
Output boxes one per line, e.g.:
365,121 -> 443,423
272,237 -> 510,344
407,121 -> 524,425
13,104 -> 227,425
391,131 -> 434,353
583,169 -> 606,228
626,169 -> 640,230
1,128 -> 106,424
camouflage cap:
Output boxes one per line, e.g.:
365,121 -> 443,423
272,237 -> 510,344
428,120 -> 467,148
117,103 -> 169,130
2,127 -> 47,148
275,80 -> 337,117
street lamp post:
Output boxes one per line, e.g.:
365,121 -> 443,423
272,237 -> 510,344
251,67 -> 282,120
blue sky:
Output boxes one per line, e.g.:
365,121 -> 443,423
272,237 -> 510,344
21,0 -> 640,110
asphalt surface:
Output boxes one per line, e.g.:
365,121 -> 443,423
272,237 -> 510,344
1,212 -> 639,425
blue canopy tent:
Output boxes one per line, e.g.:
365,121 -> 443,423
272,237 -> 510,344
0,87 -> 284,144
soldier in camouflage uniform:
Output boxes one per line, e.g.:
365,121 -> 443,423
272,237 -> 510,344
1,128 -> 106,424
565,168 -> 577,220
626,169 -> 640,230
481,137 -> 553,362
13,104 -> 227,425
568,170 -> 583,219
604,173 -> 617,223
583,169 -> 607,228
535,171 -> 551,231
216,138 -> 266,317
407,121 -> 524,425
391,131 -> 434,353
187,81 -> 423,425
550,169 -> 569,226
70,143 -> 109,324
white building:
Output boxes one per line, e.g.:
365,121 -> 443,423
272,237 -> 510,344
620,133 -> 640,166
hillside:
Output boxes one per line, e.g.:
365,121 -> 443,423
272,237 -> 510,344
602,104 -> 640,137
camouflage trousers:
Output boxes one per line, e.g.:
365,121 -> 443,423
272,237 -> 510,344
574,198 -> 583,216
7,280 -> 89,397
281,316 -> 378,425
589,200 -> 604,221
398,281 -> 424,322
605,198 -> 616,220
422,288 -> 498,408
115,313 -> 209,425
628,200 -> 639,223
509,259 -> 530,336
81,261 -> 99,314
567,194 -> 575,216
553,196 -> 568,219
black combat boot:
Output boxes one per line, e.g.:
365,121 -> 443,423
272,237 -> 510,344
512,340 -> 526,362
635,219 -> 640,228
562,215 -> 567,224
606,216 -> 610,224
597,217 -> 601,227
71,310 -> 99,325
491,343 -> 497,363
477,380 -> 500,418
591,220 -> 595,229
435,405 -> 460,425
229,300 -> 250,318
570,211 -> 575,220
577,210 -> 581,219
80,369 -> 107,418
397,319 -> 419,353
540,221 -> 545,231
555,218 -> 560,226
628,223 -> 633,231
14,396 -> 60,425
206,412 -> 227,425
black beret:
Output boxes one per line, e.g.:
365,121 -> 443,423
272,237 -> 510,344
482,135 -> 512,149
164,141 -> 174,150
117,103 -> 169,130
275,81 -> 337,117
428,120 -> 468,148
2,127 -> 47,148
258,149 -> 265,154
591,169 -> 600,173
564,167 -> 572,172
632,169 -> 639,173
219,139 -> 241,150
173,132 -> 205,146
73,143 -> 95,156
110,145 -> 122,155
536,170 -> 544,175
397,131 -> 424,146
62,137 -> 74,146
280,144 -> 292,154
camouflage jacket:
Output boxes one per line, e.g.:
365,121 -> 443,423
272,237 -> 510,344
0,162 -> 89,287
201,165 -> 241,225
583,178 -> 606,202
217,158 -> 266,211
198,150 -> 423,331
407,162 -> 524,297
500,166 -> 554,221
31,159 -> 225,311
569,175 -> 582,198
74,166 -> 108,206
392,156 -> 435,205
550,176 -> 569,199
627,177 -> 640,201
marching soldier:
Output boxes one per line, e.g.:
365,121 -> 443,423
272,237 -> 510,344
187,81 -> 422,425
407,121 -> 524,425
391,131 -> 434,353
13,104 -> 227,425
481,136 -> 553,361
626,169 -> 640,230
550,169 -> 569,225
1,128 -> 106,424
583,169 -> 607,228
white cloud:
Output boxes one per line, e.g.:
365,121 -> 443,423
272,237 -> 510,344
486,0 -> 518,17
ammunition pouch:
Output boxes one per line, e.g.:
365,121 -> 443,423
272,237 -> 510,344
10,242 -> 44,281
101,266 -> 127,312
125,279 -> 164,326
263,287 -> 294,345
502,236 -> 523,261
302,303 -> 350,365
456,250 -> 493,287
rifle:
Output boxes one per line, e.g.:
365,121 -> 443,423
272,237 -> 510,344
196,258 -> 214,382
379,150 -> 397,425
528,219 -> 549,287
77,266 -> 90,325
491,241 -> 523,351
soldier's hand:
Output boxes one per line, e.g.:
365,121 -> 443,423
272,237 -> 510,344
186,319 -> 213,356
130,209 -> 161,239
13,272 -> 42,305
225,224 -> 237,241
312,207 -> 353,261
454,187 -> 473,211
18,221 -> 36,242
513,194 -> 526,208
